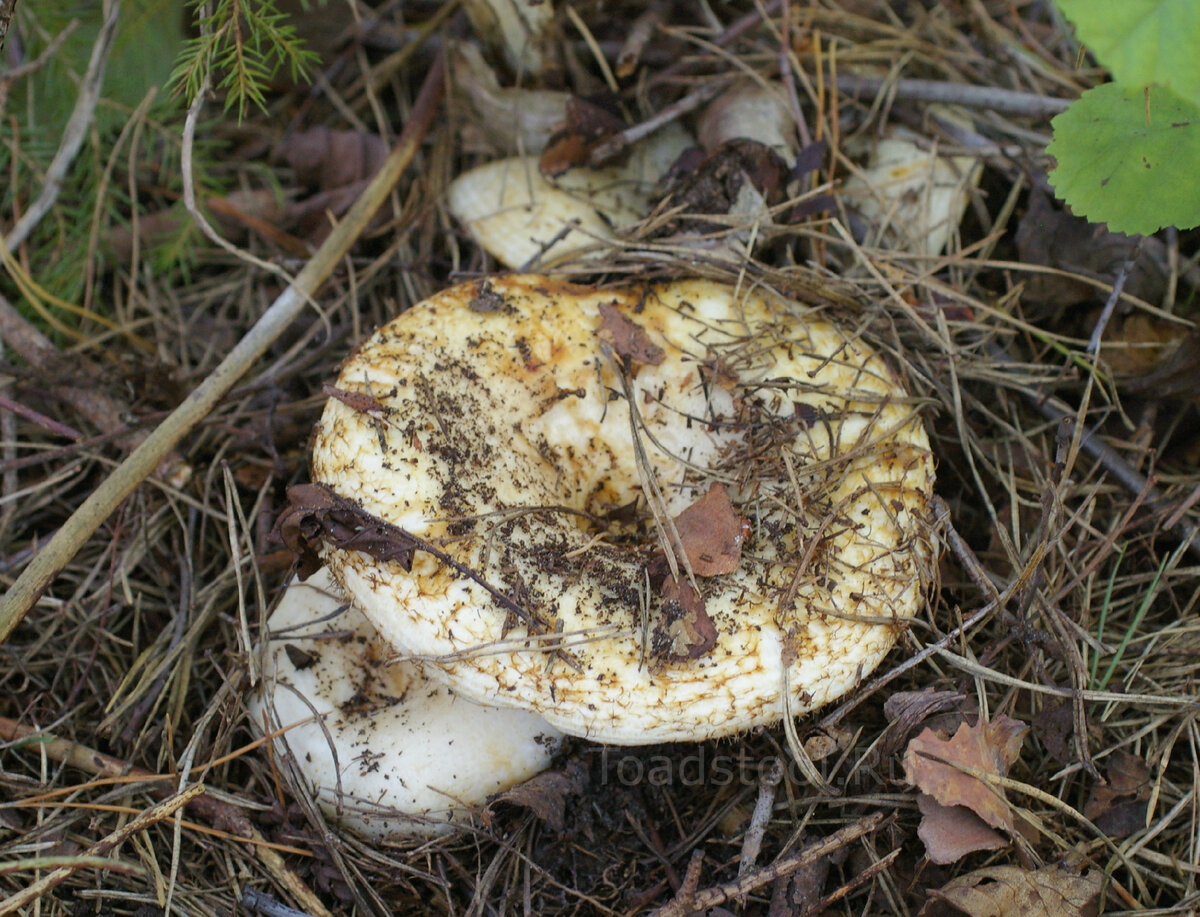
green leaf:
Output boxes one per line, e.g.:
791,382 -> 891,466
1055,0 -> 1200,106
1047,82 -> 1200,235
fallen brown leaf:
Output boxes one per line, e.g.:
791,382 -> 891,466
881,689 -> 969,758
539,96 -> 626,177
597,301 -> 665,366
923,865 -> 1101,917
670,483 -> 748,576
482,760 -> 586,834
652,575 -> 718,661
274,483 -> 417,580
916,793 -> 1008,865
1015,190 -> 1166,310
1031,700 -> 1077,766
1084,750 -> 1150,838
105,189 -> 291,263
903,716 -> 1028,834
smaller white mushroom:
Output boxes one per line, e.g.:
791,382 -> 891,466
248,569 -> 563,840
447,122 -> 691,269
840,111 -> 982,257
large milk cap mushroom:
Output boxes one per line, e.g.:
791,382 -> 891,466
309,274 -> 936,744
248,568 -> 563,839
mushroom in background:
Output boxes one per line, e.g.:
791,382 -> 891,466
839,109 -> 983,257
446,123 -> 692,269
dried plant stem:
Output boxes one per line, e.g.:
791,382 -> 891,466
0,52 -> 446,644
834,74 -> 1071,118
589,80 -> 726,165
796,847 -> 901,917
0,716 -> 334,917
650,813 -> 886,917
738,757 -> 783,881
0,784 -> 203,916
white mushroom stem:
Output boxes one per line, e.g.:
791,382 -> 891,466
248,569 -> 563,840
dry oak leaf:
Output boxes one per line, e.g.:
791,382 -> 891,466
916,793 -> 1007,865
923,865 -> 1101,917
903,715 -> 1028,834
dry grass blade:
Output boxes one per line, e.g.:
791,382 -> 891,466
0,784 -> 203,916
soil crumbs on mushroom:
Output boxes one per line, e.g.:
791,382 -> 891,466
2,2 -> 1199,916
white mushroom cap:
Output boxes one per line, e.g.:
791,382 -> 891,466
312,275 -> 936,744
248,568 -> 563,839
446,124 -> 692,269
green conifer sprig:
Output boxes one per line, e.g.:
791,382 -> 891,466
170,0 -> 318,119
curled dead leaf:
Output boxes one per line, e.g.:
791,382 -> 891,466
274,483 -> 418,580
924,865 -> 1101,917
483,760 -> 586,834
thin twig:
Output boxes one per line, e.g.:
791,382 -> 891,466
1087,240 -> 1144,356
1,15 -> 76,83
3,0 -> 120,252
588,80 -> 727,166
0,785 -> 204,916
798,847 -> 901,917
650,813 -> 887,917
243,889 -> 317,917
182,69 -> 303,290
738,757 -> 783,883
0,51 -> 446,644
834,74 -> 1071,118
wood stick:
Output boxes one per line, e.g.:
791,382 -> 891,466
650,812 -> 887,917
0,52 -> 445,644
